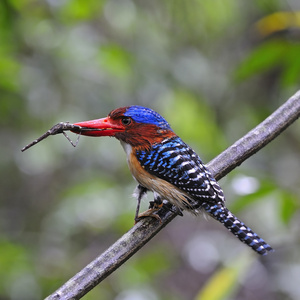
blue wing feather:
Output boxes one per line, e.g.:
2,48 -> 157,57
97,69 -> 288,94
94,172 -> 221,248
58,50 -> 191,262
134,136 -> 273,255
135,136 -> 225,210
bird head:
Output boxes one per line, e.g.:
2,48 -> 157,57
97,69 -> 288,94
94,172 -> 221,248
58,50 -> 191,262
72,106 -> 175,149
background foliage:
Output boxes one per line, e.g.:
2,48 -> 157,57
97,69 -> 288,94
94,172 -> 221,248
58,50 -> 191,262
1,0 -> 300,299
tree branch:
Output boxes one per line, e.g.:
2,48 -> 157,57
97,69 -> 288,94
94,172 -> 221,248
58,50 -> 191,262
45,90 -> 300,300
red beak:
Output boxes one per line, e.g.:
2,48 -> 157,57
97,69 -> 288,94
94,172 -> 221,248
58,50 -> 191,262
72,117 -> 123,137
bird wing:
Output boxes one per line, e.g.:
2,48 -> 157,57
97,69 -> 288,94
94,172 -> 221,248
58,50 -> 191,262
135,136 -> 225,210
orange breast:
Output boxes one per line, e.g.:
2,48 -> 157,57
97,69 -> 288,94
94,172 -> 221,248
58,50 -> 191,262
128,151 -> 193,211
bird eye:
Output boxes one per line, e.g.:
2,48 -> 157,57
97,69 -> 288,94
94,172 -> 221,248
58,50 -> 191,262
121,117 -> 132,126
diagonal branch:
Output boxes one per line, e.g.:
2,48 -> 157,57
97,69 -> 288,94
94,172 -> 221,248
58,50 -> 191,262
45,90 -> 300,300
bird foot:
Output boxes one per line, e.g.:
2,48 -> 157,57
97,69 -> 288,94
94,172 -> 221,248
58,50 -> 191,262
135,208 -> 162,223
135,201 -> 164,224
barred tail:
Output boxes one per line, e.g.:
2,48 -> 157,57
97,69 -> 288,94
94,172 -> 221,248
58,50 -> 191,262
203,202 -> 273,255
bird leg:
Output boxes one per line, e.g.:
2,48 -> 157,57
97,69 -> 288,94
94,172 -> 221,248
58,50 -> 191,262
137,206 -> 163,223
134,190 -> 162,223
136,193 -> 184,223
134,185 -> 148,223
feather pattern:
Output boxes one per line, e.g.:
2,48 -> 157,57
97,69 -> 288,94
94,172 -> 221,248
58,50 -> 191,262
135,136 -> 224,210
80,105 -> 273,255
133,135 -> 273,255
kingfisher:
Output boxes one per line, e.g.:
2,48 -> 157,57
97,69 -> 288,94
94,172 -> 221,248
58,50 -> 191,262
72,105 -> 273,255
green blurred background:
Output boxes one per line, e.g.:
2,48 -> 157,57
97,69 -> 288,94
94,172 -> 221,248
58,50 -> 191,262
1,0 -> 300,299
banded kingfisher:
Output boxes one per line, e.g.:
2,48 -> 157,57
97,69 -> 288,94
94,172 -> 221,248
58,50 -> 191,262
72,105 -> 273,255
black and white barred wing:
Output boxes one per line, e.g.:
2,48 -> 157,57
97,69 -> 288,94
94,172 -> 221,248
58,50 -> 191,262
135,136 -> 225,209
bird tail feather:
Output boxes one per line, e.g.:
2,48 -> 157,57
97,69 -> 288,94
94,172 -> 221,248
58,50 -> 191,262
202,202 -> 273,255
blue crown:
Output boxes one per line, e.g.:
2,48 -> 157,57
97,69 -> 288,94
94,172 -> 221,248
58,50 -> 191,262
124,106 -> 172,130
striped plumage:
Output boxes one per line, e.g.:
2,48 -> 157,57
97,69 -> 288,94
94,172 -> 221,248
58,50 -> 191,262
73,105 -> 273,255
135,136 -> 225,211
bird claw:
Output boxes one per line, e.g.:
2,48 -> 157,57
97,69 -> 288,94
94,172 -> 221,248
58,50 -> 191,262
135,199 -> 184,224
135,203 -> 163,224
135,209 -> 162,224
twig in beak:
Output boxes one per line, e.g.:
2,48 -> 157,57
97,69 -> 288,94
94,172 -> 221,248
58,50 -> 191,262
62,131 -> 81,147
21,122 -> 82,152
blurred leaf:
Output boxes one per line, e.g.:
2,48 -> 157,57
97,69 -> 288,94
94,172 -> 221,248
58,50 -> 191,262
166,0 -> 238,40
235,30 -> 300,87
0,52 -> 20,91
0,238 -> 34,296
0,95 -> 25,126
229,179 -> 276,213
234,40 -> 286,81
117,248 -> 171,287
279,191 -> 300,225
61,0 -> 104,21
281,43 -> 300,87
98,44 -> 132,78
61,176 -> 115,198
113,210 -> 136,232
255,11 -> 300,37
195,253 -> 253,300
0,238 -> 30,272
164,90 -> 227,158
253,0 -> 282,13
0,6 -> 20,92
9,0 -> 36,11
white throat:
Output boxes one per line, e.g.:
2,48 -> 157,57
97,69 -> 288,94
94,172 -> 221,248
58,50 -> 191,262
120,141 -> 132,161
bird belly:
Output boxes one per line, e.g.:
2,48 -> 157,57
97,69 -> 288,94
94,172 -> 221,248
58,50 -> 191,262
128,149 -> 194,211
